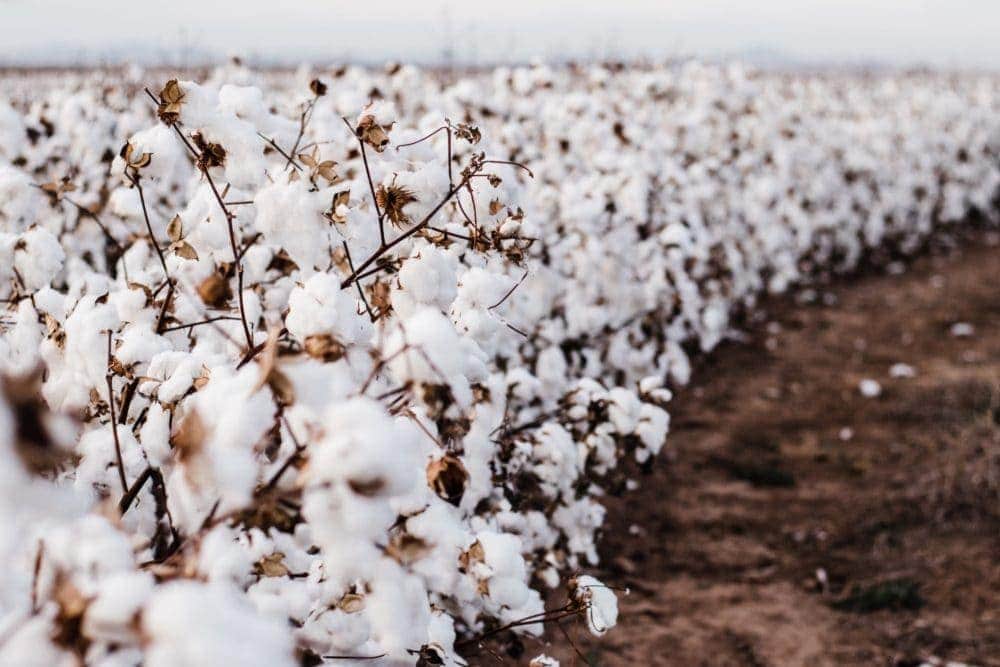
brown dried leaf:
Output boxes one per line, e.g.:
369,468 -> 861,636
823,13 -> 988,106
254,552 -> 289,578
197,272 -> 232,309
315,160 -> 338,183
171,240 -> 199,261
303,334 -> 346,362
385,533 -> 430,566
172,410 -> 207,463
338,593 -> 365,614
356,107 -> 391,153
166,214 -> 183,243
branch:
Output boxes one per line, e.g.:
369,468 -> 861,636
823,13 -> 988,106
106,330 -> 128,494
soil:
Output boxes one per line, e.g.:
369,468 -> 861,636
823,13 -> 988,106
531,232 -> 1000,667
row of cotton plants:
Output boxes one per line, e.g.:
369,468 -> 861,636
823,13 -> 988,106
0,61 -> 997,666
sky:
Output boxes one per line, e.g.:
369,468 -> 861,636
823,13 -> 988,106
1,0 -> 998,69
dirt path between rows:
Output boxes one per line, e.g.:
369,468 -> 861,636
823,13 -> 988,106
539,231 -> 1000,666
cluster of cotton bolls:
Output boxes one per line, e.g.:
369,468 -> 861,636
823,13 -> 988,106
0,60 -> 997,666
0,68 -> 652,666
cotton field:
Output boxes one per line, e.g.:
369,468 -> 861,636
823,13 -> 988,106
0,61 -> 997,666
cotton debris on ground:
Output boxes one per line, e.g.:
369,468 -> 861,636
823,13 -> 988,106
0,61 -> 997,665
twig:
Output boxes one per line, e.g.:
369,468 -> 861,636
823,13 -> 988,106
201,165 -> 255,349
341,116 -> 386,245
341,241 -> 377,321
126,170 -> 170,281
119,466 -> 154,514
257,132 -> 302,171
161,315 -> 243,333
488,270 -> 529,310
106,330 -> 128,494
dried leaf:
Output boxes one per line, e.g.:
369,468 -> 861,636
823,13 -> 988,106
166,214 -> 183,243
315,160 -> 338,183
157,79 -> 184,125
254,552 -> 289,578
197,272 -> 232,309
171,240 -> 199,261
385,533 -> 430,566
303,334 -> 346,362
338,593 -> 365,614
356,105 -> 392,152
172,410 -> 207,463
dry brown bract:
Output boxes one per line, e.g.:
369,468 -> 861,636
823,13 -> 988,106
156,79 -> 184,126
355,106 -> 393,153
375,181 -> 418,228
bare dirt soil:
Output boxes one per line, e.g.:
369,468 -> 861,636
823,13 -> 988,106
537,232 -> 1000,666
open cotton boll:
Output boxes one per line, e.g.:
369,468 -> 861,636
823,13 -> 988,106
121,124 -> 188,184
143,581 -> 296,667
0,103 -> 27,161
573,575 -> 619,637
395,245 -> 459,315
284,271 -> 371,346
309,397 -> 422,500
82,571 -> 155,645
0,613 -> 77,667
386,306 -> 487,406
254,179 -> 333,272
365,559 -> 433,660
0,165 -> 43,232
170,365 -> 277,518
889,362 -> 916,379
14,227 -> 65,291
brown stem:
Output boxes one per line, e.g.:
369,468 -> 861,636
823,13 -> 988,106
106,331 -> 128,494
202,166 -> 255,350
341,116 -> 386,245
127,170 -> 170,282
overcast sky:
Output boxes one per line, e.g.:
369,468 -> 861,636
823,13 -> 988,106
1,0 -> 998,69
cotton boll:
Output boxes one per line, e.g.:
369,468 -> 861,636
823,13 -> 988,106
15,226 -> 65,291
0,613 -> 77,667
179,364 -> 277,512
395,245 -> 459,315
0,165 -> 43,232
284,271 -> 371,346
386,306 -> 486,406
573,575 -> 618,637
308,397 -> 421,500
143,581 -> 296,667
83,571 -> 155,645
365,560 -> 432,660
254,179 -> 332,272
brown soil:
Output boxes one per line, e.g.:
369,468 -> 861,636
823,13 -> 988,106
535,232 -> 1000,667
